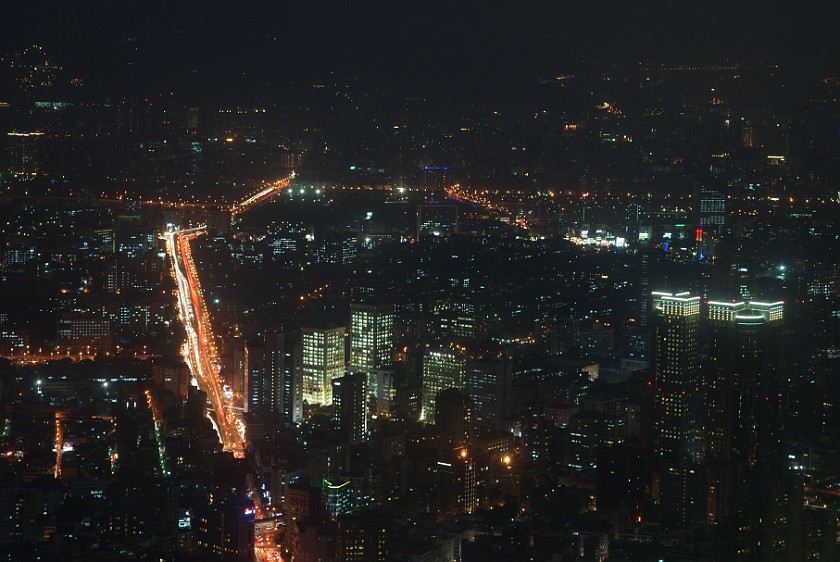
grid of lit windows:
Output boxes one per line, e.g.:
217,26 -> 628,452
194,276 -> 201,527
421,349 -> 467,423
301,327 -> 346,405
349,303 -> 394,371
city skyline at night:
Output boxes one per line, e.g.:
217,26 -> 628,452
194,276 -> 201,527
1,3 -> 839,562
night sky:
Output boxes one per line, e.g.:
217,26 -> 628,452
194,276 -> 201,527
1,1 -> 837,100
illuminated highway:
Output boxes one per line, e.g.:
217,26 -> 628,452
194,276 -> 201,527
165,175 -> 295,456
165,226 -> 245,457
447,184 -> 531,230
231,172 -> 294,217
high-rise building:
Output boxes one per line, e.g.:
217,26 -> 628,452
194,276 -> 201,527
421,349 -> 467,424
434,447 -> 480,516
705,300 -> 789,559
698,187 -> 726,233
302,327 -> 346,406
742,123 -> 754,148
706,300 -> 783,469
349,303 -> 394,371
350,303 -> 395,417
56,314 -> 114,354
651,291 -> 704,526
566,410 -> 626,473
6,131 -> 43,179
420,165 -> 451,191
244,342 -> 265,414
245,332 -> 285,416
284,340 -> 304,424
322,478 -> 353,519
264,332 -> 285,415
332,373 -> 367,446
596,446 -> 644,513
465,356 -> 512,431
651,291 -> 702,462
313,232 -> 357,264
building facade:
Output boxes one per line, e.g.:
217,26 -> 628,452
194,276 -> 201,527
302,327 -> 346,406
421,349 -> 467,424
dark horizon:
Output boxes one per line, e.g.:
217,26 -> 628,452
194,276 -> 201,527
2,1 -> 838,102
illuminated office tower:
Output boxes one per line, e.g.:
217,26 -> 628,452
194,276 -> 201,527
301,327 -> 346,406
349,303 -> 394,371
350,303 -> 395,417
421,349 -> 467,424
698,187 -> 726,232
651,291 -> 702,461
706,300 -> 783,469
705,300 -> 790,560
651,291 -> 703,527
57,314 -> 114,354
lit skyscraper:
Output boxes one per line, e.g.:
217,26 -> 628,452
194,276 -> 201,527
421,349 -> 467,424
349,303 -> 394,371
301,327 -> 346,406
698,187 -> 726,232
349,303 -> 395,417
651,291 -> 702,461
705,300 -> 789,559
651,291 -> 704,526
706,300 -> 783,467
